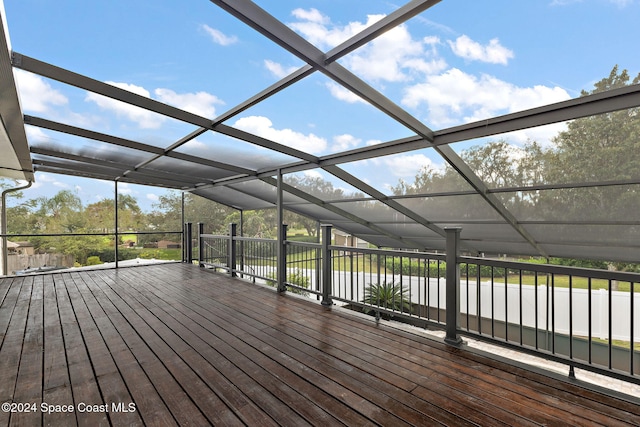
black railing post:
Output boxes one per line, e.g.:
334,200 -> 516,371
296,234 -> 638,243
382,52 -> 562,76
277,224 -> 288,292
445,227 -> 463,346
197,223 -> 204,267
229,223 -> 237,277
182,223 -> 187,262
321,224 -> 333,306
185,222 -> 193,264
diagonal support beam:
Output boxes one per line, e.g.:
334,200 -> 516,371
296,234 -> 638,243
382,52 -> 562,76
323,165 -> 445,237
434,145 -> 548,257
30,147 -> 207,186
207,0 -> 548,257
170,0 -> 442,155
209,0 -> 435,139
323,164 -> 479,253
23,115 -> 255,176
13,53 -> 317,164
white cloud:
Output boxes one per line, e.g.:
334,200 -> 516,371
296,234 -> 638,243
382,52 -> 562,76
382,154 -> 436,178
85,82 -> 165,129
233,116 -> 328,154
201,24 -> 238,46
86,82 -> 223,128
146,193 -> 159,202
31,173 -> 68,189
448,35 -> 514,65
402,68 -> 570,126
332,134 -> 361,151
291,8 -> 329,24
117,183 -> 133,195
288,8 -> 365,48
502,122 -> 568,147
287,9 -> 448,105
182,138 -> 207,150
550,0 -> 582,4
345,19 -> 426,82
303,170 -> 323,179
325,82 -> 366,104
263,60 -> 299,79
24,126 -> 50,143
154,88 -> 223,118
14,69 -> 68,113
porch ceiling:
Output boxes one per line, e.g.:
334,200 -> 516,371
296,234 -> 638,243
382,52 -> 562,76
1,1 -> 640,261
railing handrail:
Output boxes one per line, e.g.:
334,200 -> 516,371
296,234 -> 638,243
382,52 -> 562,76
234,236 -> 278,243
461,255 -> 640,283
200,233 -> 227,239
286,240 -> 321,249
1,230 -> 183,238
200,231 -> 640,282
328,244 -> 447,260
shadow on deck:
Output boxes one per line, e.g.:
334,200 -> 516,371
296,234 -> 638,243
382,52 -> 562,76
0,263 -> 638,426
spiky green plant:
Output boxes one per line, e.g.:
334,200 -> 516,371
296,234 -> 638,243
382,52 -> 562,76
361,281 -> 412,317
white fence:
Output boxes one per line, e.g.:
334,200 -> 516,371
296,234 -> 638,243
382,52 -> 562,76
7,253 -> 75,275
277,268 -> 640,342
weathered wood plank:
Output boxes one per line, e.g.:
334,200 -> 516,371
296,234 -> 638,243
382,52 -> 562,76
0,276 -> 32,427
10,274 -> 44,427
42,274 -> 76,427
55,273 -> 112,427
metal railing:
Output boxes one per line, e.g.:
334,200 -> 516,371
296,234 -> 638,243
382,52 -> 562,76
458,255 -> 639,381
195,222 -> 640,385
330,246 -> 447,325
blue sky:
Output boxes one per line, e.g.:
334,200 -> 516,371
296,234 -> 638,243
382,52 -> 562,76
3,0 -> 640,210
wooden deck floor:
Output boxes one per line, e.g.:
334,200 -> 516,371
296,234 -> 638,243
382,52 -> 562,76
0,264 -> 638,426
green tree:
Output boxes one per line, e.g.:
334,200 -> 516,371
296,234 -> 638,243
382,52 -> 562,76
543,65 -> 640,219
148,191 -> 235,240
85,199 -> 115,233
116,194 -> 144,231
224,210 -> 276,238
283,174 -> 363,237
35,189 -> 85,233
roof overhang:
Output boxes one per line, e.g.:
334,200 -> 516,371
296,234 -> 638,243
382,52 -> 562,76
0,0 -> 32,182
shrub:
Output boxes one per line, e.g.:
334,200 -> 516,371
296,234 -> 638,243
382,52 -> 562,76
383,257 -> 446,277
86,256 -> 102,266
361,281 -> 412,318
266,269 -> 310,296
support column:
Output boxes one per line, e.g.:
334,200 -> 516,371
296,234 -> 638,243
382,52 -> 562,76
197,223 -> 204,267
445,227 -> 463,346
229,223 -> 237,277
321,224 -> 333,306
181,192 -> 186,262
114,180 -> 119,268
276,170 -> 286,293
239,210 -> 244,278
185,222 -> 193,264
